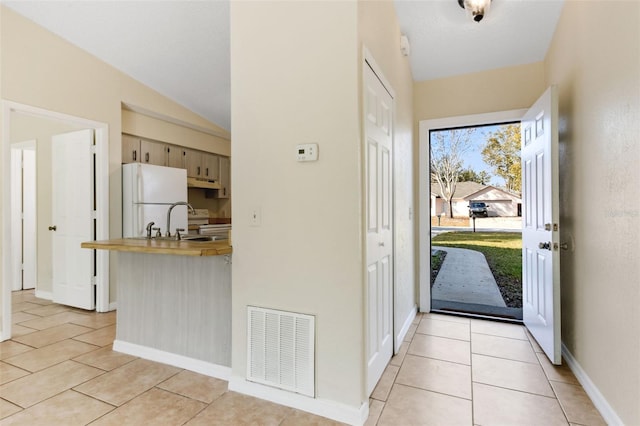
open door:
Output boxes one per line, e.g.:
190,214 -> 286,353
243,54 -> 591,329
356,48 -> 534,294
521,86 -> 561,364
51,129 -> 95,310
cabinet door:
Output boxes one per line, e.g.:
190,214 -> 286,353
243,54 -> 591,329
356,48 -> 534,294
202,153 -> 220,181
183,148 -> 203,178
122,134 -> 141,163
166,144 -> 184,169
141,139 -> 167,166
218,156 -> 231,198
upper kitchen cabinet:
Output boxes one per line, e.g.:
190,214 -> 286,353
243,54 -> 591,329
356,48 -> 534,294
184,149 -> 220,181
122,133 -> 182,168
166,145 -> 184,169
122,134 -> 142,163
217,156 -> 231,199
140,139 -> 166,166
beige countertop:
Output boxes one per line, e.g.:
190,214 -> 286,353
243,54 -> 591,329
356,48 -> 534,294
81,238 -> 232,257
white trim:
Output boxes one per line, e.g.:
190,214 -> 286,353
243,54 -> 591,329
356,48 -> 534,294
113,340 -> 231,381
1,101 -> 110,342
108,302 -> 118,311
561,343 -> 622,425
34,290 -> 53,300
121,103 -> 230,141
395,305 -> 417,350
418,109 -> 527,312
229,376 -> 368,426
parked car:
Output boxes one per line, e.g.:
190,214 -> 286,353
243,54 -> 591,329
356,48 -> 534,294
468,202 -> 489,217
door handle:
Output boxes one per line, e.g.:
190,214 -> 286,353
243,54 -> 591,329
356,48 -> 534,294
48,225 -> 57,231
538,241 -> 551,250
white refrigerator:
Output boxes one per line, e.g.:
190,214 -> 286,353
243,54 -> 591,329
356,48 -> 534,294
122,163 -> 188,237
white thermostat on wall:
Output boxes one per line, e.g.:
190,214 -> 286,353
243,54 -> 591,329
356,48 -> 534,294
296,143 -> 318,162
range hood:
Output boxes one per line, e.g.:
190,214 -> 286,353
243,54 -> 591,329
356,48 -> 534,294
187,177 -> 222,190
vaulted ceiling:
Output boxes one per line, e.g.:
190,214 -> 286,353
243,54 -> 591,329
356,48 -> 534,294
3,0 -> 564,132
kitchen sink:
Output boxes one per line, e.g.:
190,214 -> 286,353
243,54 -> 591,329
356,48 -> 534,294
126,236 -> 217,242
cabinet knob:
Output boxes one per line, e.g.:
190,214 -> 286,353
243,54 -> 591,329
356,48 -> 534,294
48,225 -> 57,231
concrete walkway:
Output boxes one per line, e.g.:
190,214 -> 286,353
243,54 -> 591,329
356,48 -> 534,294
432,246 -> 506,307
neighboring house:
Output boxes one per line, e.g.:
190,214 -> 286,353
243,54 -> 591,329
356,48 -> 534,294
431,181 -> 522,217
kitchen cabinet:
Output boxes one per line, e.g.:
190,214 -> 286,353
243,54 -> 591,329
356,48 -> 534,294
183,148 -> 203,178
122,134 -> 141,163
140,139 -> 166,166
217,156 -> 231,198
184,149 -> 220,181
166,145 -> 184,169
202,153 -> 220,181
122,134 -> 181,168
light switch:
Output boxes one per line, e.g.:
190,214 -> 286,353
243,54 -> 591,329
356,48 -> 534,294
296,143 -> 318,162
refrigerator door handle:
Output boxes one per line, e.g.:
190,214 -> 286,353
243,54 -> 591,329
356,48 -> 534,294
137,167 -> 144,235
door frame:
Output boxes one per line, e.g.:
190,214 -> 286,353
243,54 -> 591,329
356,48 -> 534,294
1,101 -> 110,341
418,109 -> 527,311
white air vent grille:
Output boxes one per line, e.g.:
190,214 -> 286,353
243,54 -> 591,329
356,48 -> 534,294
247,306 -> 315,397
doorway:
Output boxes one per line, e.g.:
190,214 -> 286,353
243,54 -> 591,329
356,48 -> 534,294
1,101 -> 110,342
418,109 -> 527,315
429,122 -> 523,320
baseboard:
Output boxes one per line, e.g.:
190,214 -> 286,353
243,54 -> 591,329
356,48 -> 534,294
35,290 -> 52,300
561,343 -> 623,425
113,340 -> 231,381
108,302 -> 117,311
395,305 -> 417,350
229,376 -> 368,426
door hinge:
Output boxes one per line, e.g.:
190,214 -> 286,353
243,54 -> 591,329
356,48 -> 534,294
91,145 -> 97,154
91,276 -> 97,286
91,210 -> 97,220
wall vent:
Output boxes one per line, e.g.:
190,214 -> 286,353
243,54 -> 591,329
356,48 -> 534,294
247,306 -> 315,397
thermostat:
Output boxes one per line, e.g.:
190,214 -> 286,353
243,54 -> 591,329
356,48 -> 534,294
296,143 -> 318,162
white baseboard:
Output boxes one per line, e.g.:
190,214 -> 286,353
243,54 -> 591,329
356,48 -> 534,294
229,376 -> 368,426
35,290 -> 52,300
395,305 -> 417,350
113,340 -> 231,381
561,343 -> 623,425
108,302 -> 117,311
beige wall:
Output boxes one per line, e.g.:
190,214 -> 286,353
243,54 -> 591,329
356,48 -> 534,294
414,61 -> 546,124
358,0 -> 416,354
230,0 -> 363,409
10,113 -> 86,294
0,6 -> 228,315
544,1 -> 640,424
231,1 -> 415,416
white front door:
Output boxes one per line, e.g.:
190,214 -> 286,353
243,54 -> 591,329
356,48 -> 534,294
521,86 -> 561,364
364,62 -> 394,394
51,129 -> 95,310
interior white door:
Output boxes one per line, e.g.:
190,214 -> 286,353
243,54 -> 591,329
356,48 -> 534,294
365,62 -> 394,394
521,86 -> 561,364
10,143 -> 37,291
51,129 -> 95,310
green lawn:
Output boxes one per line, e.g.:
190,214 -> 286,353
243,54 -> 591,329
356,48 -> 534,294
432,232 -> 523,307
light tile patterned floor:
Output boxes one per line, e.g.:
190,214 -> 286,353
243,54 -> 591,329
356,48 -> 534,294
1,290 -> 605,425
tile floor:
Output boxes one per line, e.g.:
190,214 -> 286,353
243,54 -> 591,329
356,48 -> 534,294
1,290 -> 605,425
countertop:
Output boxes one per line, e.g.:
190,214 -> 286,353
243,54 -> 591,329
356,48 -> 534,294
81,238 -> 232,257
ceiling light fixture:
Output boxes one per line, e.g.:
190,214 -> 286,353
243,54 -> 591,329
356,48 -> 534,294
458,0 -> 492,23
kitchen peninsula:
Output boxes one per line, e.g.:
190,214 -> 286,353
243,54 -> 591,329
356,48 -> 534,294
81,238 -> 232,379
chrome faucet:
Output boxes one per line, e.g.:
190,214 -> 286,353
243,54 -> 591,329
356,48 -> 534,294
166,202 -> 195,238
146,221 -> 155,239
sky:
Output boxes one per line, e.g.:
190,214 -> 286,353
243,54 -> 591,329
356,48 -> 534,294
431,123 -> 518,188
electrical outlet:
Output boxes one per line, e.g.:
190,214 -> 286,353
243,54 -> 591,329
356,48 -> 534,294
250,207 -> 261,227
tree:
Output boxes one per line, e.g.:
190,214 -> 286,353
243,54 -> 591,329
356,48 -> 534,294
481,124 -> 521,193
430,128 -> 476,218
458,168 -> 491,185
